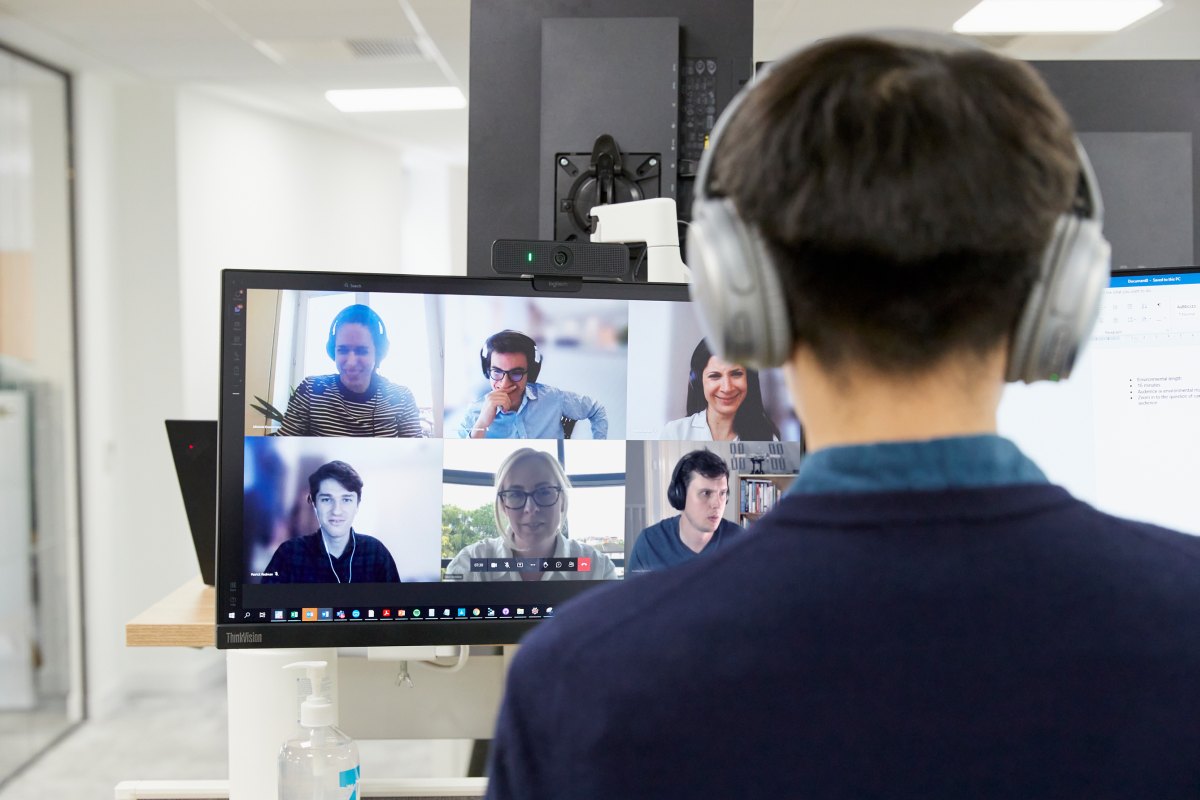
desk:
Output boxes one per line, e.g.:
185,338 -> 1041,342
124,576 -> 214,648
123,580 -> 497,800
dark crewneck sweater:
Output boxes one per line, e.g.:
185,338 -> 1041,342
488,450 -> 1200,798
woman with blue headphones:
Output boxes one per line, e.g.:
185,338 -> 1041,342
276,303 -> 424,437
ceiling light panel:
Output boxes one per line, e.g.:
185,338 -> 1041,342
207,0 -> 419,41
325,87 -> 466,112
954,0 -> 1164,34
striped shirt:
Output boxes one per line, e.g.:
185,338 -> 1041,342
275,373 -> 424,437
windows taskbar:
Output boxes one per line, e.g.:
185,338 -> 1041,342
228,604 -> 556,624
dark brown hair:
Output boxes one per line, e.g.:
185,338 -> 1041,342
308,460 -> 363,501
686,339 -> 780,441
712,35 -> 1080,372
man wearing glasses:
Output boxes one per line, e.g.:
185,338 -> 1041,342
457,329 -> 609,439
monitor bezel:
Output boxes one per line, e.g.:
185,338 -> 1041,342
216,268 -> 691,649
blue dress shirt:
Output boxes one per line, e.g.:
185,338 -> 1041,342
457,382 -> 608,439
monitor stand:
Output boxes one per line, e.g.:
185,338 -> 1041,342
225,647 -> 509,799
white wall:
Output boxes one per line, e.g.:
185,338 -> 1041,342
72,78 -> 466,717
75,77 -> 215,717
178,90 -> 408,418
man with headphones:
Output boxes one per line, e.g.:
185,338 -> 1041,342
486,32 -> 1200,799
276,303 -> 424,437
627,449 -> 744,574
457,329 -> 609,439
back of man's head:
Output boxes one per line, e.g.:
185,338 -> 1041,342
713,34 -> 1080,374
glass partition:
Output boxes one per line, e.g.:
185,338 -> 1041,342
0,42 -> 83,785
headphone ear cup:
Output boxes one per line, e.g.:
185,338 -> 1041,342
374,318 -> 389,363
687,197 -> 793,368
527,349 -> 543,383
667,473 -> 686,510
1007,214 -> 1111,383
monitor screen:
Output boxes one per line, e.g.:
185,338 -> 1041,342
217,270 -> 804,648
999,266 -> 1200,535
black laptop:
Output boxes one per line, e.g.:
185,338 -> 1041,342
164,420 -> 217,586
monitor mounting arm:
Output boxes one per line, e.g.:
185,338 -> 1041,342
589,198 -> 688,284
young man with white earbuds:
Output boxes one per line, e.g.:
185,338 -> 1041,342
484,31 -> 1200,799
262,460 -> 400,584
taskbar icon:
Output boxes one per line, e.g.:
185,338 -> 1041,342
260,604 -> 557,623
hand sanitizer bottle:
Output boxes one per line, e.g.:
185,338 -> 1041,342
278,661 -> 361,800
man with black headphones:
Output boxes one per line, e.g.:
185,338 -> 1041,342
486,32 -> 1200,799
627,449 -> 744,574
458,329 -> 609,439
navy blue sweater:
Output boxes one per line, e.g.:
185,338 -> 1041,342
487,484 -> 1200,799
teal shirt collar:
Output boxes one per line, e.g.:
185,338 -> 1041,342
790,434 -> 1047,495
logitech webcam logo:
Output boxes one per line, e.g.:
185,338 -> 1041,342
225,632 -> 263,644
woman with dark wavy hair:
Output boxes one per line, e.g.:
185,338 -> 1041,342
659,339 -> 780,441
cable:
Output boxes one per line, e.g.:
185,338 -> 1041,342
631,244 -> 649,282
324,531 -> 356,583
419,646 -> 470,674
633,219 -> 690,282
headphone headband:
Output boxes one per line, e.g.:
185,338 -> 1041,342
481,330 -> 544,383
326,304 -> 389,363
687,29 -> 1110,382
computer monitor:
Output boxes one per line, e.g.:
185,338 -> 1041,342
165,419 -> 218,586
216,269 -> 803,648
999,266 -> 1200,535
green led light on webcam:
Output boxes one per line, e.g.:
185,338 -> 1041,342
527,252 -> 534,263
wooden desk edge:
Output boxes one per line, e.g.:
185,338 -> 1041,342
125,576 -> 216,648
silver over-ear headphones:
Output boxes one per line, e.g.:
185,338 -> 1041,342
686,30 -> 1111,382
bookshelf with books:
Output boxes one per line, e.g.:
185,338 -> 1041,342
737,473 -> 795,527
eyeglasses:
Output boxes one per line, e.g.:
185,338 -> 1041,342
489,366 -> 528,383
498,486 -> 562,509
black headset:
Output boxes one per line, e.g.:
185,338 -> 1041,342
667,450 -> 728,511
666,459 -> 690,511
685,30 -> 1112,383
326,304 -> 390,363
480,330 -> 544,383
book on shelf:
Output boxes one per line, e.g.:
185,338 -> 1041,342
740,478 -> 780,516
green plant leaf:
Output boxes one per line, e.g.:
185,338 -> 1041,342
252,395 -> 286,423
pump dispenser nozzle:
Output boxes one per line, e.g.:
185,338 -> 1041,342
278,659 -> 359,798
283,660 -> 336,728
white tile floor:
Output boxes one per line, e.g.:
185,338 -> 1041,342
0,682 -> 474,799
0,699 -> 71,787
0,687 -> 227,800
